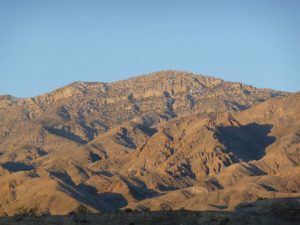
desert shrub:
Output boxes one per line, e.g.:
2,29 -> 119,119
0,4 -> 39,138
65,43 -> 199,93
14,207 -> 39,217
124,208 -> 133,212
160,203 -> 172,211
13,207 -> 39,221
135,205 -> 150,212
69,204 -> 91,215
0,212 -> 8,217
257,197 -> 268,201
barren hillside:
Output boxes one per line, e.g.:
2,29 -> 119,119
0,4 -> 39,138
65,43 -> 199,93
0,71 -> 298,216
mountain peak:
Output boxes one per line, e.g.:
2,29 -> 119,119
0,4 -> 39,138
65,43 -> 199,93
0,70 -> 298,216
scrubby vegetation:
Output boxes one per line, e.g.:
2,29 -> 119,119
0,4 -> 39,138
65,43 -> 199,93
69,204 -> 92,215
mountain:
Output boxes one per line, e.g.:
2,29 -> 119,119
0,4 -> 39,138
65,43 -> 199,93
0,70 -> 299,216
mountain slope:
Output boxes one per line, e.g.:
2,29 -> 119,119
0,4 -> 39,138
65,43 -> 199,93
0,71 -> 298,216
0,70 -> 286,146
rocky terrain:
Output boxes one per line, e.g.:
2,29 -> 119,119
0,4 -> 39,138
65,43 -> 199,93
0,70 -> 299,220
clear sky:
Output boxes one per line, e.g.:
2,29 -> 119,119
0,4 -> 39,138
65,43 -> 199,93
0,0 -> 299,97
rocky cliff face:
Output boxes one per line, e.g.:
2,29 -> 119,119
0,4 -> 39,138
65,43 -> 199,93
0,70 -> 298,215
0,70 -> 285,145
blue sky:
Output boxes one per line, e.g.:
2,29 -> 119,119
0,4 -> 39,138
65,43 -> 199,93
0,0 -> 299,97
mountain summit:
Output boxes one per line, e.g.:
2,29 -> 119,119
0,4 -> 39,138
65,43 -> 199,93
0,70 -> 285,144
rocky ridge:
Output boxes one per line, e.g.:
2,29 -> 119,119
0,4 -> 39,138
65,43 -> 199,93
0,70 -> 298,216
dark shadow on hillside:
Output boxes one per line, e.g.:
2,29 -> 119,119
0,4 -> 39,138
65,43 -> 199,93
215,123 -> 276,161
36,148 -> 48,156
88,151 -> 102,162
97,192 -> 128,210
58,181 -> 128,212
93,170 -> 114,177
115,128 -> 137,149
44,126 -> 87,144
1,161 -> 35,172
48,168 -> 128,212
120,177 -> 161,200
49,169 -> 161,211
48,169 -> 128,211
49,170 -> 75,186
135,124 -> 158,136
